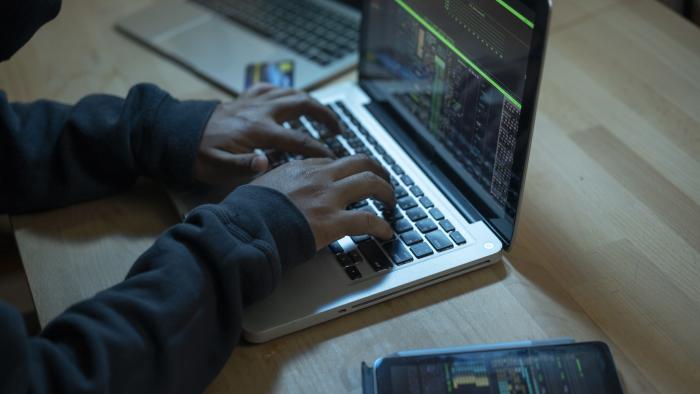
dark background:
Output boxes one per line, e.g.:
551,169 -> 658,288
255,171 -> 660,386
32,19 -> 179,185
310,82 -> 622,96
660,0 -> 700,23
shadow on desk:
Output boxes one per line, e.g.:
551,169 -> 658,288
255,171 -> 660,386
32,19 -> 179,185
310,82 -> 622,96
12,180 -> 179,242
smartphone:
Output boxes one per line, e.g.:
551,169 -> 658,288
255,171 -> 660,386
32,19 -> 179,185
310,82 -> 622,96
373,341 -> 623,394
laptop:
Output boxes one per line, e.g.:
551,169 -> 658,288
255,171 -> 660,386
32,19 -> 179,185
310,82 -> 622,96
180,0 -> 551,342
117,0 -> 362,94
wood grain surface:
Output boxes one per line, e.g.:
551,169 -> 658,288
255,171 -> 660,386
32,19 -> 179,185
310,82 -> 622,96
1,0 -> 699,392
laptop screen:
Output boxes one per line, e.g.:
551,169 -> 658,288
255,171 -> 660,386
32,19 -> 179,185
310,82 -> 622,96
360,0 -> 542,245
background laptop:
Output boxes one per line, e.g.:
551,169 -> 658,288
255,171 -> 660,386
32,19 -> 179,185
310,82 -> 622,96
117,0 -> 361,94
237,0 -> 551,342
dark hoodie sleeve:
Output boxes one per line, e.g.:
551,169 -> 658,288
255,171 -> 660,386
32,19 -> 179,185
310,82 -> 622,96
0,86 -> 219,214
0,0 -> 62,62
0,185 -> 317,394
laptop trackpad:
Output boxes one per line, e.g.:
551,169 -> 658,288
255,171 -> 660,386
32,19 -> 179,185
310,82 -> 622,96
159,18 -> 292,93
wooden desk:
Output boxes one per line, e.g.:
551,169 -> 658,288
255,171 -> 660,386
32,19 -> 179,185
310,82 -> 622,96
2,0 -> 699,392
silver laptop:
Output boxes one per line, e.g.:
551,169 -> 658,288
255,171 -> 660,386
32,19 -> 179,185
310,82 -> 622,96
117,0 -> 361,94
178,0 -> 551,342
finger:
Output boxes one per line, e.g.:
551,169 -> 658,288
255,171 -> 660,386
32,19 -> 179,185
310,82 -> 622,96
299,157 -> 334,166
244,83 -> 277,97
326,154 -> 390,182
260,87 -> 299,100
204,148 -> 269,177
333,171 -> 396,208
252,122 -> 335,158
270,93 -> 342,135
338,210 -> 394,240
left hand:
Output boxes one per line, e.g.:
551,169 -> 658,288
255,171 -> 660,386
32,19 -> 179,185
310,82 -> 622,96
193,83 -> 342,186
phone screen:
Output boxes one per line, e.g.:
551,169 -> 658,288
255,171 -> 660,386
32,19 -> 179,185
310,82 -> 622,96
375,342 -> 623,394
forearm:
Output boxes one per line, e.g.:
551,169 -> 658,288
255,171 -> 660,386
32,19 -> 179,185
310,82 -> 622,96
0,85 -> 217,214
0,185 -> 315,394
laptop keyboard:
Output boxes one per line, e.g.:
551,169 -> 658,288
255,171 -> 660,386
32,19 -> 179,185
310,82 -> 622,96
274,101 -> 469,282
191,0 -> 359,66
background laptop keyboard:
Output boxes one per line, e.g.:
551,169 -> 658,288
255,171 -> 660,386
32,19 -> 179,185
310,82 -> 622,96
274,102 -> 469,282
191,0 -> 359,66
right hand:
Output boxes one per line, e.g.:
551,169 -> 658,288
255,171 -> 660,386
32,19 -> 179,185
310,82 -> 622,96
251,155 -> 396,250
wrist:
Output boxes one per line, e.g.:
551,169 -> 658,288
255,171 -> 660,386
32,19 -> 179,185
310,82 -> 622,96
216,185 -> 316,269
147,93 -> 219,186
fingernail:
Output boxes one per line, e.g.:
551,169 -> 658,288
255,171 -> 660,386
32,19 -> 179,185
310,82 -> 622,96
251,154 -> 269,173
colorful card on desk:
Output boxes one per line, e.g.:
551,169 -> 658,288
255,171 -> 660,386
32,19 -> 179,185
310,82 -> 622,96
244,60 -> 295,89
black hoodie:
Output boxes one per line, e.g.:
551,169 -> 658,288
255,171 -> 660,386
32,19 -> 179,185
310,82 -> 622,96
0,2 -> 315,393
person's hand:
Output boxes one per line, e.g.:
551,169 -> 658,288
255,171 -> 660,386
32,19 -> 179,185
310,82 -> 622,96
194,83 -> 342,186
251,155 -> 396,250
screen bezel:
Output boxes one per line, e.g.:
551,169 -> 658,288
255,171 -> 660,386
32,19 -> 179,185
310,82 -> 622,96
358,0 -> 552,248
335,0 -> 363,9
374,341 -> 624,394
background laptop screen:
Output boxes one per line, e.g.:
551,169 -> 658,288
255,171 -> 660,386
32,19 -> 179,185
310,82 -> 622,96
360,0 -> 537,243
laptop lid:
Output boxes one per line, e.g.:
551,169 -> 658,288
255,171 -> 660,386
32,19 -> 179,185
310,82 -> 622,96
358,0 -> 550,248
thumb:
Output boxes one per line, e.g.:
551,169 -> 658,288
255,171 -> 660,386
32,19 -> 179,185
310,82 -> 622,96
206,149 -> 269,178
195,148 -> 271,185
250,149 -> 270,173
221,150 -> 269,174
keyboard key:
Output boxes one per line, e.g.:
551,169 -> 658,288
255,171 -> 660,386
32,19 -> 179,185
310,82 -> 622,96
328,139 -> 344,151
348,249 -> 364,262
410,242 -> 434,259
394,186 -> 408,198
391,164 -> 405,175
332,144 -> 350,157
425,231 -> 454,252
409,185 -> 424,197
329,241 -> 344,254
346,136 -> 364,149
400,175 -> 414,186
344,265 -> 362,280
415,218 -> 438,234
356,147 -> 374,157
390,177 -> 400,187
382,155 -> 396,165
439,219 -> 455,233
372,200 -> 386,211
450,231 -> 467,245
400,230 -> 422,246
382,240 -> 413,265
382,209 -> 403,222
392,218 -> 413,234
357,124 -> 370,137
406,207 -> 428,222
358,241 -> 393,272
347,200 -> 369,209
419,196 -> 434,208
351,234 -> 371,244
429,208 -> 445,220
340,127 -> 355,139
398,196 -> 418,210
335,101 -> 350,115
287,118 -> 303,129
335,253 -> 353,267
